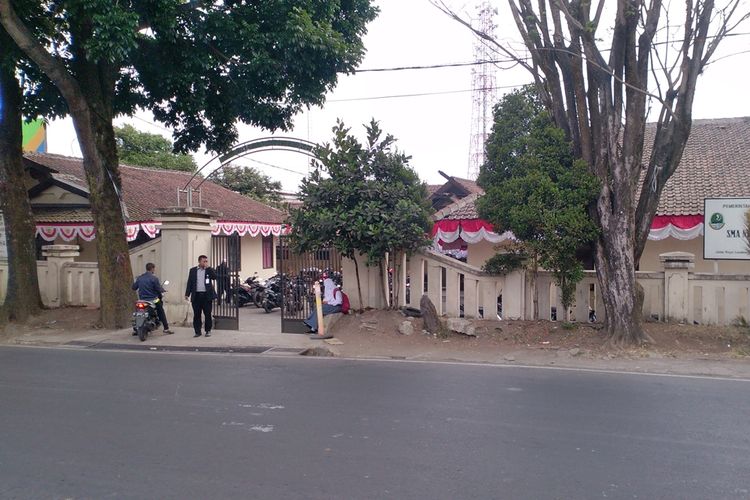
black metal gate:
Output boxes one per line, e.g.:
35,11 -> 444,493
211,234 -> 241,330
277,237 -> 342,333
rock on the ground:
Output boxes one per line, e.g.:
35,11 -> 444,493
446,318 -> 477,337
569,347 -> 581,356
504,355 -> 516,362
398,321 -> 414,336
420,295 -> 441,334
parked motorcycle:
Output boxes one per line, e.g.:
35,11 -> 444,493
261,275 -> 283,313
233,273 -> 262,307
132,281 -> 169,342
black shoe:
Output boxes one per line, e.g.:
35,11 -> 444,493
163,329 -> 174,335
194,333 -> 202,338
205,332 -> 211,337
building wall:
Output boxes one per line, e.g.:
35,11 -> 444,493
239,235 -> 277,281
467,235 -> 750,275
640,237 -> 750,273
466,240 -> 497,269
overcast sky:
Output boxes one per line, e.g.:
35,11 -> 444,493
46,0 -> 750,193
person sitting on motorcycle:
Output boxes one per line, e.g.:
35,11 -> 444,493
132,262 -> 173,334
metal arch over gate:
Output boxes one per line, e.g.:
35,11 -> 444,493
181,137 -> 319,196
211,234 -> 241,330
277,236 -> 342,333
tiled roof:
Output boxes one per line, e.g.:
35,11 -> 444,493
34,207 -> 93,223
450,176 -> 484,196
436,117 -> 750,221
645,117 -> 750,215
24,153 -> 286,224
426,184 -> 443,197
434,193 -> 480,221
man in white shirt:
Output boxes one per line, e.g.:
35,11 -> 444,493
304,276 -> 342,333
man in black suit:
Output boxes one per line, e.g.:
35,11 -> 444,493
185,255 -> 217,337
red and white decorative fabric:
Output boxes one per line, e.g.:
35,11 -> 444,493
35,220 -> 289,242
432,219 -> 515,245
210,222 -> 284,237
433,214 -> 705,244
648,215 -> 704,241
37,224 -> 110,242
140,222 -> 161,238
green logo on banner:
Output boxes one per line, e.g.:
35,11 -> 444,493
709,212 -> 725,230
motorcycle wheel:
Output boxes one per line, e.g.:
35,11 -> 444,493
263,300 -> 273,313
138,325 -> 149,342
253,291 -> 263,308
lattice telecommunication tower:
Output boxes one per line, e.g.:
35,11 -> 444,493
467,2 -> 497,180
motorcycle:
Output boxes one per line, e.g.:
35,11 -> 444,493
132,280 -> 169,342
261,274 -> 283,313
233,273 -> 262,307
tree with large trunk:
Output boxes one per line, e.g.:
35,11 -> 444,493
0,0 -> 378,328
434,0 -> 749,344
0,60 -> 42,323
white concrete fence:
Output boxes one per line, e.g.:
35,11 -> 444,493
2,244 -> 749,326
344,250 -> 750,326
0,241 -> 160,309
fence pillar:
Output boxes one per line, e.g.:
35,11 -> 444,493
503,270 -> 525,320
444,269 -> 460,317
464,277 -> 479,318
407,255 -> 425,308
427,262 -> 443,315
660,252 -> 694,323
41,245 -> 80,308
156,207 -> 218,324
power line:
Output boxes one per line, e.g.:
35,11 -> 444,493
327,83 -> 526,102
233,156 -> 308,176
354,32 -> 750,73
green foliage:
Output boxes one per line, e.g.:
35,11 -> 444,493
477,86 -> 599,311
6,0 -> 378,152
115,125 -> 196,172
212,164 -> 282,205
288,119 -> 432,266
482,250 -> 527,276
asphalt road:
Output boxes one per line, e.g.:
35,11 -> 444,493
1,346 -> 749,500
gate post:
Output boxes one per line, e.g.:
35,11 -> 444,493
156,207 -> 219,325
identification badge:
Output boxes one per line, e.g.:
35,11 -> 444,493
205,278 -> 211,285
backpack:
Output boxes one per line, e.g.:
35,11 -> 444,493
340,290 -> 350,314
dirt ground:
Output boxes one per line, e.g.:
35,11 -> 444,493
329,309 -> 750,362
2,307 -> 750,367
0,307 -> 103,345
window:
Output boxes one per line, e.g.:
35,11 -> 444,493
262,235 -> 274,269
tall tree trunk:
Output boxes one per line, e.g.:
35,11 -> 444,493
0,1 -> 135,328
593,210 -> 645,345
0,63 -> 43,322
69,103 -> 134,328
352,253 -> 363,313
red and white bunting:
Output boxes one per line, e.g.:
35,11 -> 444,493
432,214 -> 705,245
210,222 -> 284,237
37,223 -> 145,242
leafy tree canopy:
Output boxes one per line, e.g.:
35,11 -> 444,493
288,119 -> 432,308
115,125 -> 196,172
477,87 -> 599,310
289,119 -> 432,264
3,0 -> 378,153
212,164 -> 282,205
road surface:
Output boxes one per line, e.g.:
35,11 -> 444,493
1,346 -> 749,499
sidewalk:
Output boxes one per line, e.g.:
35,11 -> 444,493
1,306 -> 320,354
2,307 -> 750,379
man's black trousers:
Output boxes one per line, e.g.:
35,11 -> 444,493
191,292 -> 213,334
